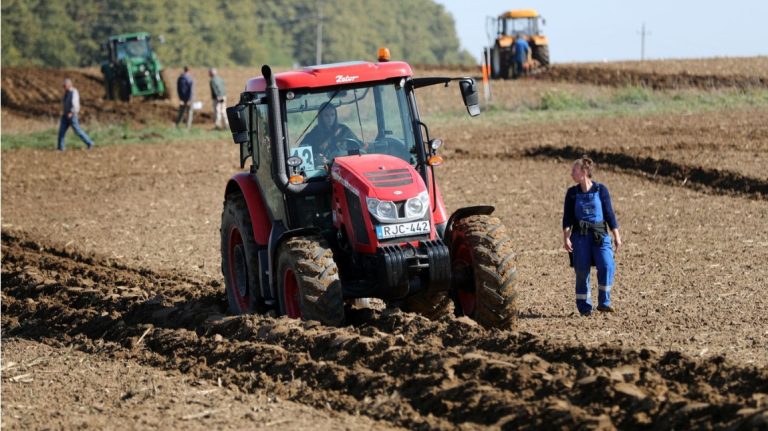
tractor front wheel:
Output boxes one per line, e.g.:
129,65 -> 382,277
402,289 -> 454,321
450,215 -> 517,329
221,192 -> 262,314
277,236 -> 345,326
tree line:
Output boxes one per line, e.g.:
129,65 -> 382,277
1,0 -> 475,68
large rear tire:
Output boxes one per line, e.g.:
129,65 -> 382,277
277,236 -> 345,326
534,45 -> 550,67
450,215 -> 517,329
221,192 -> 262,314
117,80 -> 131,102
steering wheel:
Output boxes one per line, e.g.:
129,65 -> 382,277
340,137 -> 366,155
373,137 -> 410,160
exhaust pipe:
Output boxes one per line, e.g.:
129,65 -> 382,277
263,65 -> 329,196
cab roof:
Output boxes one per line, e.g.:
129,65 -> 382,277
108,32 -> 151,41
245,61 -> 413,92
499,9 -> 539,19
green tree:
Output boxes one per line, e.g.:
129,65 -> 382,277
0,0 -> 475,68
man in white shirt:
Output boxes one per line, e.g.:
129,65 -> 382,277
58,78 -> 94,151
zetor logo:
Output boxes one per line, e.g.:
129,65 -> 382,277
336,75 -> 359,83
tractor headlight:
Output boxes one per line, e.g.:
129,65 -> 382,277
405,191 -> 429,219
366,197 -> 398,222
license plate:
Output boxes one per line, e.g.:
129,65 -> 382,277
375,220 -> 430,240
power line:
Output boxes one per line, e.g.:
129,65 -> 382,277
638,22 -> 652,61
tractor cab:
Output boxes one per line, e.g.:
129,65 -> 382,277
222,61 -> 517,329
496,9 -> 544,38
487,9 -> 550,79
100,32 -> 168,101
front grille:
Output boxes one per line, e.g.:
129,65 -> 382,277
365,169 -> 413,187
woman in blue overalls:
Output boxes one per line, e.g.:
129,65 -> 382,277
562,156 -> 622,316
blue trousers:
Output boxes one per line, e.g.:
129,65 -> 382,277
572,233 -> 614,314
58,114 -> 93,150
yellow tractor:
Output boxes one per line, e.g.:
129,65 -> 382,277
487,9 -> 549,79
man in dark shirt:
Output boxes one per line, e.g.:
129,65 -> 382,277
175,66 -> 194,128
57,78 -> 94,151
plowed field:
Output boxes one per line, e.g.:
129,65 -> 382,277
3,58 -> 768,429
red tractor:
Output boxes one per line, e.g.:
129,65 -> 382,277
222,61 -> 517,328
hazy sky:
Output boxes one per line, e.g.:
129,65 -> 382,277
434,0 -> 768,63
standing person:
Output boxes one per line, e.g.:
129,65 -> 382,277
57,78 -> 94,151
562,156 -> 622,316
209,68 -> 229,130
512,36 -> 531,78
175,66 -> 194,128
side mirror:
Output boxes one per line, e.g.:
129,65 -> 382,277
542,18 -> 546,26
226,104 -> 249,144
459,79 -> 480,117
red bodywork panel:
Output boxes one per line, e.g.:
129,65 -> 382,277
226,173 -> 271,245
331,154 -> 435,254
246,61 -> 413,92
427,169 -> 449,226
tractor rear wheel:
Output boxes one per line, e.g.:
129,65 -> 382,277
221,192 -> 262,314
534,45 -> 550,67
450,215 -> 517,329
277,236 -> 345,326
117,80 -> 131,102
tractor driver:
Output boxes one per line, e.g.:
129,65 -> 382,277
300,104 -> 360,165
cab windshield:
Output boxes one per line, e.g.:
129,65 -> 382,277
285,81 -> 416,178
503,18 -> 537,36
116,39 -> 150,60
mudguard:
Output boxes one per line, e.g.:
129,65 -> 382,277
225,173 -> 272,245
443,205 -> 495,247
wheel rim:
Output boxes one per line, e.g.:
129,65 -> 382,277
452,237 -> 476,317
227,226 -> 250,311
283,268 -> 301,319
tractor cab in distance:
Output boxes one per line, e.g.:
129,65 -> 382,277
100,32 -> 168,101
222,61 -> 517,329
488,9 -> 550,79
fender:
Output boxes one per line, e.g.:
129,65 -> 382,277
443,205 -> 495,247
225,173 -> 271,245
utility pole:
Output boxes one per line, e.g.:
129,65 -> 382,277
315,0 -> 323,64
638,22 -> 651,61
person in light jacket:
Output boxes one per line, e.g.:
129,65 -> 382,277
209,68 -> 229,129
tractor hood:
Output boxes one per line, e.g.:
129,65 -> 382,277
331,154 -> 427,201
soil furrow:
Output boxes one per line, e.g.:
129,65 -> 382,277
523,145 -> 768,198
539,65 -> 768,90
3,231 -> 767,430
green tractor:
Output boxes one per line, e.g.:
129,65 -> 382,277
100,32 -> 168,101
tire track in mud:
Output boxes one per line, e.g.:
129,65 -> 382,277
2,231 -> 767,430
